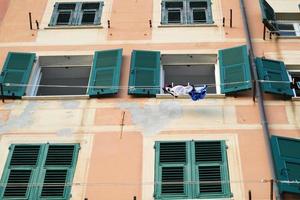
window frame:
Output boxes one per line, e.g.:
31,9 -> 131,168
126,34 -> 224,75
0,144 -> 80,200
161,0 -> 213,25
277,21 -> 300,37
76,2 -> 104,25
49,1 -> 104,26
154,140 -> 231,199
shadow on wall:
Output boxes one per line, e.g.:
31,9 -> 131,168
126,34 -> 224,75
0,0 -> 10,24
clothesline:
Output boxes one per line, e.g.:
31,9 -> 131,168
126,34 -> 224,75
0,79 -> 293,90
0,179 -> 298,187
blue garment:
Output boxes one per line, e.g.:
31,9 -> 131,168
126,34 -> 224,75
188,85 -> 207,101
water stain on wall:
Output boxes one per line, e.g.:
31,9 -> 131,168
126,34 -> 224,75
119,101 -> 182,136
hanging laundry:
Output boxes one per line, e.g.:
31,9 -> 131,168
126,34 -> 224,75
163,85 -> 207,101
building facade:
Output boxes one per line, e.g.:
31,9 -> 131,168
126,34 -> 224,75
0,0 -> 299,199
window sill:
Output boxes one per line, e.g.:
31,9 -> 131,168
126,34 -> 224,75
292,97 -> 300,101
156,94 -> 225,99
22,95 -> 89,100
158,24 -> 217,28
45,25 -> 103,30
277,36 -> 300,39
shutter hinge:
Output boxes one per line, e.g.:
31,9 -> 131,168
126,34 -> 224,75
226,145 -> 229,149
153,144 -> 156,149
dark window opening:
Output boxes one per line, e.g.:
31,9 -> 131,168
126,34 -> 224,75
289,72 -> 300,96
37,67 -> 91,96
163,65 -> 216,94
167,10 -> 182,23
192,9 -> 206,23
166,2 -> 183,8
82,11 -> 96,24
57,3 -> 76,10
56,12 -> 72,25
278,23 -> 296,36
190,1 -> 207,8
82,2 -> 100,10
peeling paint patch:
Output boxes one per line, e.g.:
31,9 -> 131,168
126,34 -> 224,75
0,102 -> 38,133
57,128 -> 74,137
119,101 -> 182,136
61,101 -> 80,109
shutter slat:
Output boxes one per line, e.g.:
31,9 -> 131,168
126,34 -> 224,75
198,166 -> 222,193
88,49 -> 122,96
128,50 -> 160,96
160,142 -> 186,163
195,141 -> 222,162
10,145 -> 40,166
45,145 -> 75,166
161,167 -> 185,194
256,58 -> 293,97
259,0 -> 278,32
41,170 -> 67,197
0,52 -> 35,98
219,45 -> 252,94
3,170 -> 32,197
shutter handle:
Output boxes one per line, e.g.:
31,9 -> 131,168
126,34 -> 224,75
280,168 -> 289,177
263,75 -> 269,80
131,69 -> 135,74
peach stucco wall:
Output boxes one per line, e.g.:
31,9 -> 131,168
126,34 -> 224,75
0,0 -> 300,199
85,132 -> 143,200
0,0 -> 47,42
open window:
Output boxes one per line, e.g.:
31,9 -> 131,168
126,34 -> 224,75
286,65 -> 300,97
0,50 -> 123,98
259,0 -> 300,37
276,13 -> 300,36
161,54 -> 218,94
27,55 -> 93,96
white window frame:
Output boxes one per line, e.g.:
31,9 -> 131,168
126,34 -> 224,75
26,55 -> 93,97
277,21 -> 300,36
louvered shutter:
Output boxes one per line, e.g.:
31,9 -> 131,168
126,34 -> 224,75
88,49 -> 123,97
155,142 -> 189,198
255,58 -> 293,97
0,52 -> 35,98
259,0 -> 278,32
39,144 -> 80,199
1,145 -> 41,198
193,141 -> 231,198
218,45 -> 252,94
271,136 -> 300,194
128,50 -> 161,96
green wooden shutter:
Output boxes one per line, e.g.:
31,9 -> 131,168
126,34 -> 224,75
39,144 -> 80,199
193,141 -> 231,198
154,142 -> 190,199
219,45 -> 252,94
255,57 -> 293,97
128,50 -> 160,96
0,52 -> 35,98
271,136 -> 300,194
259,0 -> 278,32
88,49 -> 122,97
0,145 -> 41,199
